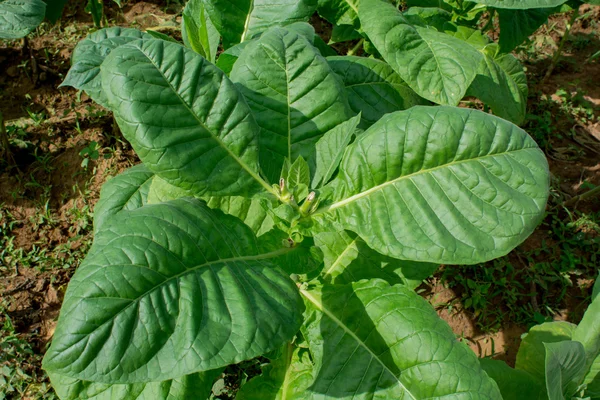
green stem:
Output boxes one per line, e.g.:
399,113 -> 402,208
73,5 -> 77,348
561,185 -> 600,208
347,39 -> 364,56
481,9 -> 495,33
543,8 -> 579,83
0,110 -> 14,166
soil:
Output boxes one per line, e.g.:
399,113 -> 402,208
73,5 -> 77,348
0,1 -> 599,398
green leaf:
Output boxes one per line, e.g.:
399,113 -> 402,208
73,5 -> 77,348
497,8 -> 553,53
48,369 -> 222,400
101,39 -> 269,197
93,164 -> 154,234
468,0 -> 569,9
315,230 -> 438,288
146,175 -> 194,204
359,0 -> 482,106
144,30 -> 179,43
403,6 -> 452,31
0,0 -> 45,39
44,0 -> 67,23
330,24 -> 361,44
287,157 -> 310,192
60,28 -> 152,108
181,0 -> 220,62
236,344 -> 313,399
203,0 -> 317,49
516,321 -> 577,382
322,106 -> 549,265
42,199 -> 304,383
594,275 -> 600,302
544,341 -> 586,400
300,280 -> 503,398
230,27 -> 353,183
327,56 -> 429,128
479,358 -> 546,400
312,114 -> 360,188
317,0 -> 359,28
215,41 -> 250,75
572,292 -> 600,397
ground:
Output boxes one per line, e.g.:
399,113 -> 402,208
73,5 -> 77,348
0,1 -> 599,398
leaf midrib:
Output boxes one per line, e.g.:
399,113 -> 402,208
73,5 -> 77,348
318,146 -> 536,214
299,288 -> 416,400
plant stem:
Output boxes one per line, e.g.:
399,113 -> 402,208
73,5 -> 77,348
347,39 -> 364,56
561,185 -> 600,208
0,110 -> 15,166
542,7 -> 579,84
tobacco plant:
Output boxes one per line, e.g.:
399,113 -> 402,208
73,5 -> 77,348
44,4 -> 552,399
0,0 -> 67,39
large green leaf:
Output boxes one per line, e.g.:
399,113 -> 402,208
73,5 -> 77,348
315,229 -> 438,289
42,199 -> 304,383
48,369 -> 222,400
573,294 -> 600,397
320,106 -> 549,265
181,0 -> 220,63
44,0 -> 67,23
544,341 -> 586,400
497,8 -> 553,53
479,358 -> 546,400
300,280 -> 503,398
101,39 -> 269,197
230,27 -> 353,183
359,0 -> 482,106
60,28 -> 152,108
468,0 -> 568,9
317,0 -> 359,28
236,344 -> 314,399
0,0 -> 45,39
93,164 -> 154,234
516,321 -> 577,382
203,0 -> 317,49
327,56 -> 429,128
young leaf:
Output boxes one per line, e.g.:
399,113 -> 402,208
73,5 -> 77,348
544,341 -> 586,400
322,106 -> 549,265
359,0 -> 482,106
312,114 -> 360,188
467,0 -> 569,9
101,39 -> 269,197
0,0 -> 46,39
516,321 -> 577,382
60,28 -> 153,108
230,27 -> 353,183
181,0 -> 220,62
497,8 -> 554,53
203,0 -> 317,49
236,344 -> 313,399
572,292 -> 600,397
287,156 -> 310,192
315,230 -> 438,288
48,368 -> 222,400
93,164 -> 154,234
215,41 -> 250,75
43,199 -> 304,384
479,358 -> 545,400
327,56 -> 429,128
300,280 -> 503,398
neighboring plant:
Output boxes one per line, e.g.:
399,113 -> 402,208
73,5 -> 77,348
0,0 -> 67,39
481,278 -> 600,399
44,13 -> 551,398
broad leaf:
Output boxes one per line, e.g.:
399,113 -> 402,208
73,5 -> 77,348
203,0 -> 317,49
60,28 -> 152,108
93,164 -> 154,233
516,321 -> 577,382
479,358 -> 545,400
330,24 -> 361,44
359,0 -> 482,106
593,275 -> 600,302
215,41 -> 250,75
42,199 -> 304,383
315,230 -> 438,289
403,6 -> 452,31
101,39 -> 268,197
322,106 -> 549,265
230,27 -> 353,183
497,8 -> 553,53
468,0 -> 568,9
544,341 -> 586,400
48,369 -> 222,400
44,0 -> 67,23
0,0 -> 45,39
236,344 -> 313,399
300,280 -> 503,398
312,114 -> 360,188
572,293 -> 600,397
181,0 -> 219,63
327,56 -> 429,128
317,0 -> 359,28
